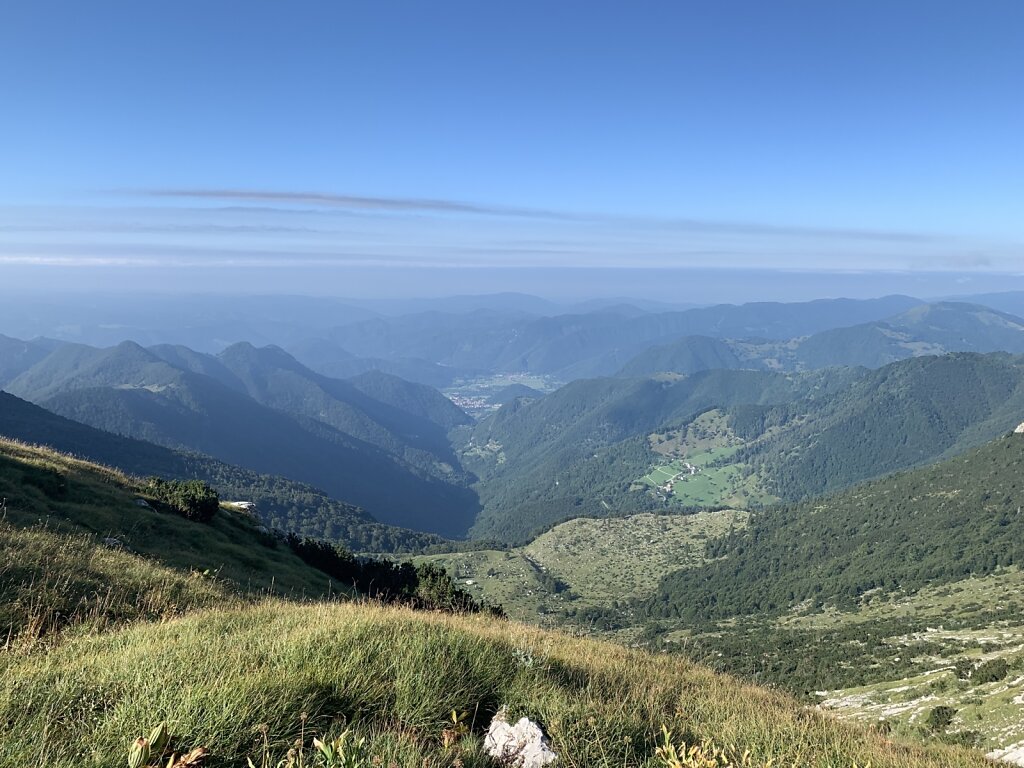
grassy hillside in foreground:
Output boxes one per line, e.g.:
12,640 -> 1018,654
0,519 -> 238,641
0,437 -> 348,638
0,434 -> 1001,766
0,600 -> 994,768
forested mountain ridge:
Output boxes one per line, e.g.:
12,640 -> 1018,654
147,343 -> 251,392
736,352 -> 1024,500
0,391 -> 448,552
0,334 -> 55,388
215,341 -> 469,481
792,301 -> 1024,368
347,368 -> 473,430
465,352 -> 1024,543
464,368 -> 856,541
3,341 -> 478,536
646,430 -> 1024,622
616,335 -> 744,376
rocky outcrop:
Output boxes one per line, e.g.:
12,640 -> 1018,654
484,707 -> 558,767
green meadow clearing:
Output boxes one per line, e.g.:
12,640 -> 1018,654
639,445 -> 775,508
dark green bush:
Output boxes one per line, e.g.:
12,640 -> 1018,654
972,658 -> 1008,684
925,705 -> 957,732
938,729 -> 980,748
284,533 -> 503,616
954,658 -> 974,679
146,478 -> 219,523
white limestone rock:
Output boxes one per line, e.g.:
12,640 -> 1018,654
988,740 -> 1024,766
484,707 -> 558,767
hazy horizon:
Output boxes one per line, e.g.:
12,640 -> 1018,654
6,266 -> 1024,307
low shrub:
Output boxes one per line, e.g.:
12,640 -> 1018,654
284,533 -> 504,616
925,706 -> 957,733
972,658 -> 1008,685
146,478 -> 219,523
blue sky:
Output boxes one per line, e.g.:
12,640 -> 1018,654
1,1 -> 1022,299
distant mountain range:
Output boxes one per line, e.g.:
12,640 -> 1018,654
618,301 -> 1024,376
321,295 -> 923,378
9,294 -> 1024,545
7,292 -> 1024,384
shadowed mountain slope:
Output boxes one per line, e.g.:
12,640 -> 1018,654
0,391 -> 448,552
4,342 -> 478,537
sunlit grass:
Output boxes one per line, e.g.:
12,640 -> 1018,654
0,601 -> 994,767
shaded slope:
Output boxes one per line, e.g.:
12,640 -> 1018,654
216,342 -> 468,479
42,383 -> 477,537
0,391 -> 448,552
347,368 -> 472,430
5,342 -> 478,536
